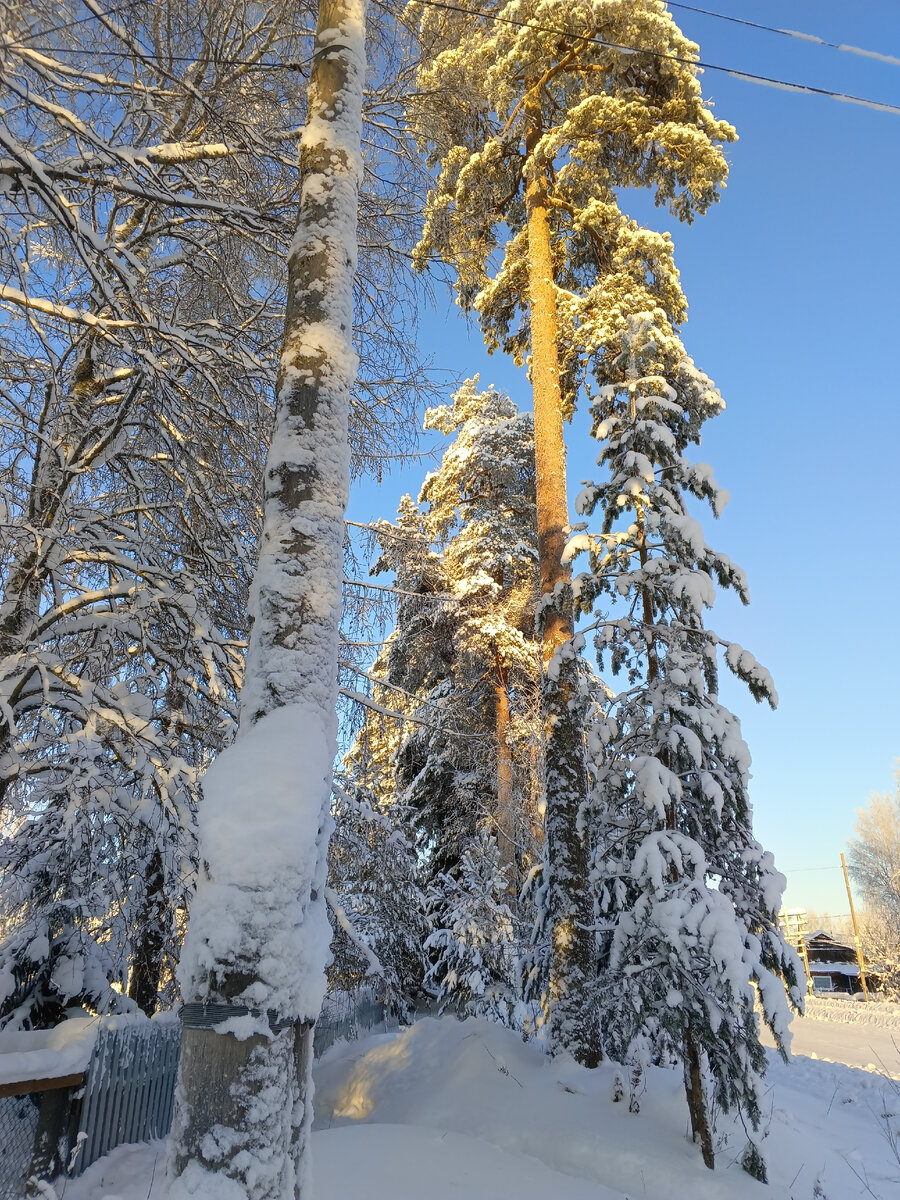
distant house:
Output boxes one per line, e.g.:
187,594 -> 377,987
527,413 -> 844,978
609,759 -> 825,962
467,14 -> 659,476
804,930 -> 861,994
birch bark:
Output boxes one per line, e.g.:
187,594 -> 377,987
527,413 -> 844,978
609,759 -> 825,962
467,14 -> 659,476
168,2 -> 366,1196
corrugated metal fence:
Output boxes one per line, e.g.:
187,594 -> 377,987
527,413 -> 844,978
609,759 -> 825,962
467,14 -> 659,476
66,997 -> 393,1178
75,1019 -> 181,1175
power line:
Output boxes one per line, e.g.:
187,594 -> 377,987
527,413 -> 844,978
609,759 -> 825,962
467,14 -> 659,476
10,42 -> 307,72
11,1 -> 308,71
783,866 -> 843,873
411,0 -> 900,116
667,3 -> 900,69
9,0 -> 900,115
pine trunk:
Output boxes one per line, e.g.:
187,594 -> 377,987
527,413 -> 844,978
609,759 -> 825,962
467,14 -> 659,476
493,647 -> 517,899
168,3 -> 365,1196
523,85 -> 599,1068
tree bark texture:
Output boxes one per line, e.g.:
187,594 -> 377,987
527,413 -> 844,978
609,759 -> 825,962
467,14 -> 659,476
127,848 -> 166,1015
684,1023 -> 715,1169
493,647 -> 517,899
523,85 -> 599,1068
169,3 -> 365,1197
240,0 -> 364,729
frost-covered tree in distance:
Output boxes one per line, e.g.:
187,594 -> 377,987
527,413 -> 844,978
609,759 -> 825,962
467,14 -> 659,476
846,779 -> 900,924
167,0 -> 366,1195
417,384 -> 541,1020
326,782 -> 428,1018
409,0 -> 735,1065
417,382 -> 541,894
572,310 -> 803,1171
343,382 -> 542,1019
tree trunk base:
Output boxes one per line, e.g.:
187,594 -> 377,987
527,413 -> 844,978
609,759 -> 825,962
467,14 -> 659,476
168,1021 -> 313,1200
684,1025 -> 715,1169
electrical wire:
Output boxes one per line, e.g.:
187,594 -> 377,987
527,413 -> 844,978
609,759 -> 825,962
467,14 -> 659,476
667,2 -> 900,69
411,0 -> 900,116
7,0 -> 900,114
783,866 -> 843,873
15,0 -> 148,45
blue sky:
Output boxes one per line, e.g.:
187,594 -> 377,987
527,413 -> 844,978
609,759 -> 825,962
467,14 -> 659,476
348,1 -> 900,919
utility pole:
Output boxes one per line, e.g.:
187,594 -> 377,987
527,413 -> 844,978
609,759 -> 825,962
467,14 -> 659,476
841,852 -> 870,1001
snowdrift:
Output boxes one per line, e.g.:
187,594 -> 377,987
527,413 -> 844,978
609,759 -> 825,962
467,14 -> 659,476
62,1016 -> 900,1200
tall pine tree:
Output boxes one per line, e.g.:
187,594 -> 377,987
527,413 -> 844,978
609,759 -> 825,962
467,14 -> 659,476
345,381 -> 543,1020
409,0 -> 736,1064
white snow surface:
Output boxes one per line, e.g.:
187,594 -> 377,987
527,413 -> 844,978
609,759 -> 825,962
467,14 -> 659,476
0,1011 -> 98,1086
58,1014 -> 900,1200
178,703 -> 334,1021
804,995 -> 900,1027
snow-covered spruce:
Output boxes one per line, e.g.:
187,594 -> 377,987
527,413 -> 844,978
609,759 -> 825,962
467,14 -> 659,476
410,0 -> 737,1066
425,830 -> 518,1025
572,311 -> 804,1171
326,783 -> 429,1020
167,3 -> 366,1199
342,382 -> 543,1022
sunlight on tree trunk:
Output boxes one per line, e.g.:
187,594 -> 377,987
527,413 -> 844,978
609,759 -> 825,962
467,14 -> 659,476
494,647 -> 517,899
523,81 -> 600,1069
168,2 -> 366,1196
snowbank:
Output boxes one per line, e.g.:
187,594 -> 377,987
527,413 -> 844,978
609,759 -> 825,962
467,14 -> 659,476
804,995 -> 900,1028
0,1013 -> 99,1087
58,1016 -> 900,1200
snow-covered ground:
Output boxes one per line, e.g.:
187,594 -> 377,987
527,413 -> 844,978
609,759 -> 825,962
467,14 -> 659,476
764,1010 -> 900,1077
58,1013 -> 900,1200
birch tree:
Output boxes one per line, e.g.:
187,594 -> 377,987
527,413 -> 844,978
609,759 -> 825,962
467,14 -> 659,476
0,0 -> 277,1026
168,0 -> 366,1194
0,0 -> 428,1028
409,0 -> 734,1065
847,780 -> 900,923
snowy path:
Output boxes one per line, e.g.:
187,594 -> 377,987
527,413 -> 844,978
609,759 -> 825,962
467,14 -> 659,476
761,1013 -> 900,1077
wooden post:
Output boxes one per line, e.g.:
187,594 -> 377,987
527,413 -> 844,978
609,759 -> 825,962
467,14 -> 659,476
26,1079 -> 84,1192
798,934 -> 813,995
841,851 -> 869,1000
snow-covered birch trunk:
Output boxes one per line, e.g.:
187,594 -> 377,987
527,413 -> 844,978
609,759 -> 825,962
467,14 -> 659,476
167,3 -> 366,1197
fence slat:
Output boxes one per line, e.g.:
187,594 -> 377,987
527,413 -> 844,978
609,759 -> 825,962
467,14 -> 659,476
70,998 -> 388,1177
146,1030 -> 163,1140
159,1026 -> 179,1135
78,1027 -> 109,1170
126,1023 -> 142,1145
98,1026 -> 123,1165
